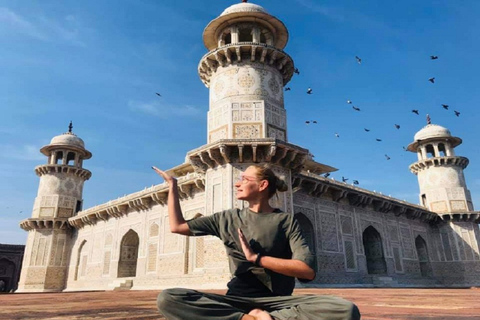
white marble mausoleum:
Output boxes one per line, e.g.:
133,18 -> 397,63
17,2 -> 480,292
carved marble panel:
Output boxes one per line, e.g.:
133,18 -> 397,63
233,123 -> 262,139
320,212 -> 339,252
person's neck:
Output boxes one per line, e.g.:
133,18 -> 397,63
248,200 -> 274,213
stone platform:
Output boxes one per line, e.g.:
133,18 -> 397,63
2,288 -> 480,319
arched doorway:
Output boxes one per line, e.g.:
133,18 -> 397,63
296,213 -> 316,254
118,230 -> 139,278
74,240 -> 87,281
0,258 -> 15,292
415,236 -> 432,277
363,226 -> 387,274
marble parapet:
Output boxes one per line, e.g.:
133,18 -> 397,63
198,43 -> 294,87
68,172 -> 205,229
35,164 -> 92,180
19,217 -> 71,231
409,156 -> 469,174
293,171 -> 441,223
187,138 -> 336,174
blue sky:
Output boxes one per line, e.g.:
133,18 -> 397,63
1,0 -> 479,244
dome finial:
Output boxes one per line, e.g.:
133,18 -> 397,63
242,0 -> 248,3
68,121 -> 73,133
426,114 -> 431,125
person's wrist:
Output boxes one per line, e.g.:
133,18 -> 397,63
254,253 -> 262,266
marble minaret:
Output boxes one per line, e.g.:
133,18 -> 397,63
17,123 -> 92,292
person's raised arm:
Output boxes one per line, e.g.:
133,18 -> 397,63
152,166 -> 191,236
238,228 -> 315,280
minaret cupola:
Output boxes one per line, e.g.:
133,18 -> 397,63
199,1 -> 295,144
408,119 -> 474,220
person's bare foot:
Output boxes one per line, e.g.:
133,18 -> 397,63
248,308 -> 273,320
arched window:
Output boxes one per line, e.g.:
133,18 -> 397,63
425,144 -> 435,158
66,152 -> 75,166
118,230 -> 139,278
438,143 -> 446,157
238,28 -> 252,42
55,151 -> 63,164
362,226 -> 387,274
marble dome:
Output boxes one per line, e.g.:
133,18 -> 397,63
414,124 -> 452,141
220,2 -> 268,16
49,132 -> 86,148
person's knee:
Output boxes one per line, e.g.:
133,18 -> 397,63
350,303 -> 361,320
157,288 -> 187,312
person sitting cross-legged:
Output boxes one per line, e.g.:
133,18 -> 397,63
154,164 -> 361,320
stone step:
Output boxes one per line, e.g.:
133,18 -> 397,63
109,279 -> 133,291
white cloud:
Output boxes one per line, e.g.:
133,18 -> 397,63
128,100 -> 202,119
0,144 -> 44,161
0,7 -> 47,40
0,7 -> 87,46
294,0 -> 345,22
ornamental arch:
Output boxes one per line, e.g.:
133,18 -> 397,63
117,229 -> 139,278
362,226 -> 387,274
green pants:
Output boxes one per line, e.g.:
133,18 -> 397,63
157,288 -> 360,320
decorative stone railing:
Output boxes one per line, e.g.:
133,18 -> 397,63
292,172 -> 440,223
20,218 -> 71,231
409,156 -> 469,174
68,172 -> 205,229
187,138 -> 336,174
35,164 -> 92,180
436,211 -> 480,223
198,43 -> 294,87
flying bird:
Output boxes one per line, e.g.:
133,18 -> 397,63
412,109 -> 419,115
285,87 -> 291,91
305,121 -> 310,125
385,154 -> 391,160
395,124 -> 400,129
306,88 -> 313,94
376,138 -> 382,142
364,128 -> 370,132
323,173 -> 330,178
454,110 -> 461,117
294,68 -> 300,75
347,100 -> 352,104
403,146 -> 407,151
430,55 -> 438,60
155,92 -> 162,97
355,56 -> 362,64
342,176 -> 349,182
353,180 -> 359,185
442,104 -> 449,110
335,132 -> 340,138
305,120 -> 317,125
429,77 -> 435,83
352,106 -> 361,111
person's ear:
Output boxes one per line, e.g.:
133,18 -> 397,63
258,179 -> 269,192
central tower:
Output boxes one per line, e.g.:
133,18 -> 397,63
198,1 -> 294,144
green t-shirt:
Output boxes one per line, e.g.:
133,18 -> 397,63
187,208 -> 316,297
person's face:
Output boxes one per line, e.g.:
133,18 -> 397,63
235,166 -> 262,201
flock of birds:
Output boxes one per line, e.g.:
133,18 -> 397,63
153,55 -> 462,187
284,54 -> 462,185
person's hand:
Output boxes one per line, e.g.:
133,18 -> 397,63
238,228 -> 257,262
152,166 -> 177,185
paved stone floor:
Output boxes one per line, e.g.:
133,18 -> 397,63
2,288 -> 480,320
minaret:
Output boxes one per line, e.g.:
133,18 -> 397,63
407,118 -> 474,219
198,0 -> 294,143
17,123 -> 92,292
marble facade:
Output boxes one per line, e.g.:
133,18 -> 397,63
17,2 -> 480,292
